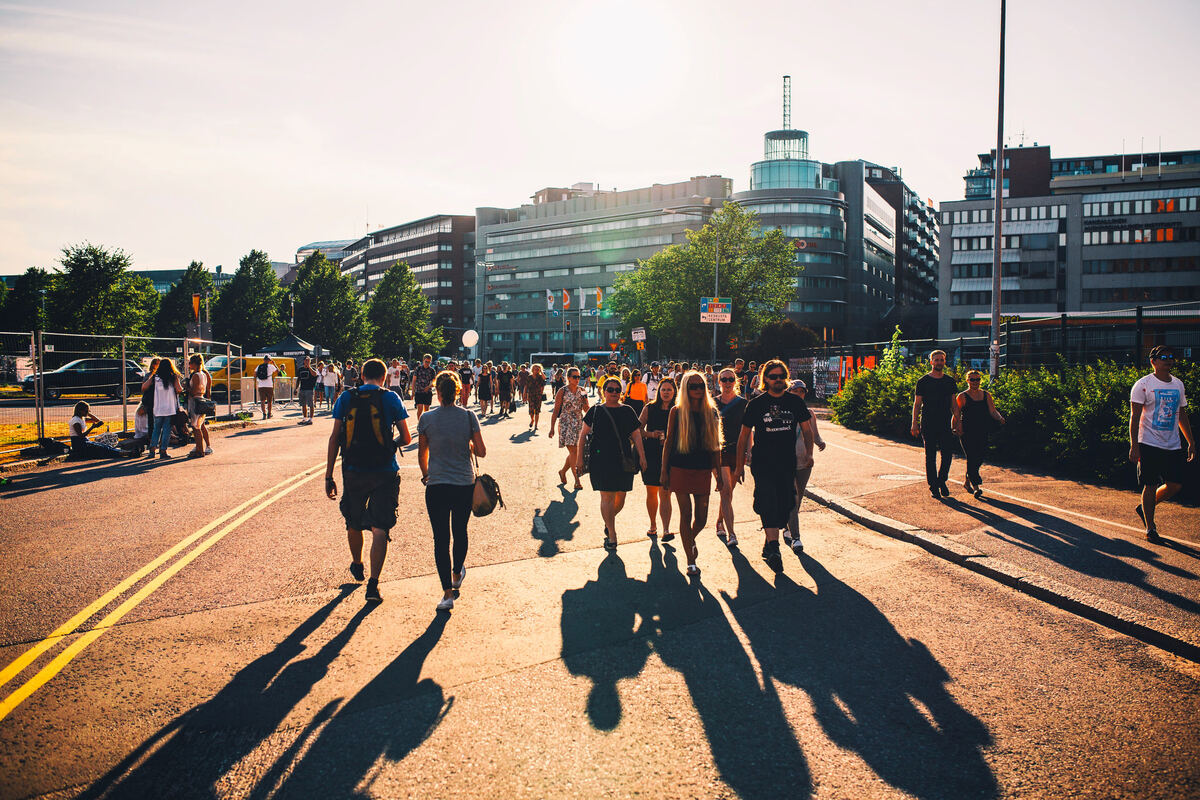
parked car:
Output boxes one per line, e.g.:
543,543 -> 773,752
22,358 -> 146,400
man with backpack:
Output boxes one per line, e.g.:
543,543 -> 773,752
325,358 -> 412,603
256,356 -> 278,420
296,356 -> 318,425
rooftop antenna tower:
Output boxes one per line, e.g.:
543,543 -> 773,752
782,74 -> 791,129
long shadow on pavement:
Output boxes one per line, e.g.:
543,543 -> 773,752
560,544 -> 812,798
268,615 -> 450,800
728,551 -> 999,800
944,495 -> 1200,616
533,486 -> 580,557
0,454 -> 187,499
79,586 -> 373,800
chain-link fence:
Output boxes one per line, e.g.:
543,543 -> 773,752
787,301 -> 1200,402
0,331 -> 245,455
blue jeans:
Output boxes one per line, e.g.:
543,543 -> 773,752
324,385 -> 335,403
152,414 -> 173,451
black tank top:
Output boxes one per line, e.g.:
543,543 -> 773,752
645,402 -> 669,434
960,392 -> 990,435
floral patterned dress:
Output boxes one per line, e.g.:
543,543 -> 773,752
558,386 -> 588,449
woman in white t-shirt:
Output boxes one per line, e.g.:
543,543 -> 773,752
140,359 -> 183,459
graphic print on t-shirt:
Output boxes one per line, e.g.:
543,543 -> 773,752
1151,389 -> 1181,431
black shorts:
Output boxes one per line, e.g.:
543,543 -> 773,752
1138,443 -> 1185,487
751,461 -> 796,529
414,391 -> 433,406
339,469 -> 400,531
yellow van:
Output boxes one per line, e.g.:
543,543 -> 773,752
203,355 -> 295,400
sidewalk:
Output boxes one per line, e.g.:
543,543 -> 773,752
805,420 -> 1200,659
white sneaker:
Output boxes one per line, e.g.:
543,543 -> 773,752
790,536 -> 804,553
726,532 -> 738,547
437,596 -> 454,611
451,566 -> 466,589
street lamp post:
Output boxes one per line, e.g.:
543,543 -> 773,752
664,203 -> 719,364
989,0 -> 1007,380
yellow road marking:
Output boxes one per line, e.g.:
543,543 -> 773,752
0,460 -> 326,714
824,440 -> 1143,534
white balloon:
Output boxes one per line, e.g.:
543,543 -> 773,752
461,329 -> 479,348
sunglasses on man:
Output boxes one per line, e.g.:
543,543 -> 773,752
765,372 -> 786,381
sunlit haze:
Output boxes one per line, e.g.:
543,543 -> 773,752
2,0 -> 1196,274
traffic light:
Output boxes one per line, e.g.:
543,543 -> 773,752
566,320 -> 571,331
729,337 -> 738,350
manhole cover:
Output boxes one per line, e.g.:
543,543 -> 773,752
877,473 -> 923,481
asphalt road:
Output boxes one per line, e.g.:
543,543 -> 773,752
1,398 -> 1198,799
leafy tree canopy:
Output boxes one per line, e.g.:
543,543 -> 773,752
289,252 -> 374,360
366,261 -> 447,359
212,249 -> 286,352
49,243 -> 158,338
742,318 -> 821,363
7,267 -> 56,332
156,261 -> 217,338
608,202 -> 798,358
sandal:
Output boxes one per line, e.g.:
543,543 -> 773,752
661,531 -> 675,542
646,528 -> 658,538
558,468 -> 568,485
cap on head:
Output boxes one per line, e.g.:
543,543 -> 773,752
1149,345 -> 1176,360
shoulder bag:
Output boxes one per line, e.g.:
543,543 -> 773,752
470,411 -> 505,516
603,406 -> 640,474
189,371 -> 216,417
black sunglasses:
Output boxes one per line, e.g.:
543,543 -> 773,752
604,386 -> 621,393
719,377 -> 736,383
688,383 -> 705,390
765,372 -> 786,380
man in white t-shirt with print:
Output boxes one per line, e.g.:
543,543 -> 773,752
256,355 -> 278,420
642,361 -> 663,402
1129,345 -> 1195,541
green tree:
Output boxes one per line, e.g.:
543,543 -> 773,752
366,261 -> 447,359
289,251 -> 374,360
156,261 -> 217,338
7,267 -> 56,331
49,243 -> 158,337
213,249 -> 286,352
609,202 -> 798,357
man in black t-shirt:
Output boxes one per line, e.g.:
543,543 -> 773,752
734,359 -> 813,573
911,349 -> 960,498
296,356 -> 318,425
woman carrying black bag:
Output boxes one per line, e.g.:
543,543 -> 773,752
575,376 -> 647,552
419,370 -> 487,613
953,369 -> 1005,498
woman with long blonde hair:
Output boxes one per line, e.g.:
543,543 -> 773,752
660,370 -> 725,575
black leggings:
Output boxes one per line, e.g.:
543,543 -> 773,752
425,483 -> 474,591
923,429 -> 955,488
961,432 -> 988,485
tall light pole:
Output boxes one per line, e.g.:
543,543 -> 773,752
989,0 -> 1007,380
664,202 -> 719,364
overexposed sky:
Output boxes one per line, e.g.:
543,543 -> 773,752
1,0 -> 1196,275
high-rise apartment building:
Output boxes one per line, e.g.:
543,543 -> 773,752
340,215 -> 476,337
938,145 -> 1200,338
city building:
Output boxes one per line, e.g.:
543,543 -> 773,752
295,239 -> 356,265
729,76 -> 938,342
339,214 -> 476,338
474,177 -> 733,363
133,267 -> 233,294
938,145 -> 1200,338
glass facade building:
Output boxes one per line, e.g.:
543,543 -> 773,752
937,144 -> 1200,339
475,178 -> 733,363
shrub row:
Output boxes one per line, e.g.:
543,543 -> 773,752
830,360 -> 1199,496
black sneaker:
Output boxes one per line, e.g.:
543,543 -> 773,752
603,539 -> 618,552
762,542 -> 784,573
1135,504 -> 1146,525
930,486 -> 940,499
939,483 -> 950,497
350,561 -> 365,581
1146,525 -> 1162,543
365,579 -> 382,603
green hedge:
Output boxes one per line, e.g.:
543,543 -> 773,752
830,360 -> 1199,490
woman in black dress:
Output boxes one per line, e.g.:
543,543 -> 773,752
638,376 -> 676,540
477,362 -> 495,417
576,376 -> 647,552
496,362 -> 514,418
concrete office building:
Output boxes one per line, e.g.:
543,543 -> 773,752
938,145 -> 1200,339
340,215 -> 476,337
474,177 -> 733,363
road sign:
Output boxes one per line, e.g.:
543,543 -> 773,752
700,296 -> 732,324
635,342 -> 645,351
631,327 -> 646,342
